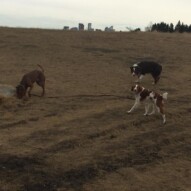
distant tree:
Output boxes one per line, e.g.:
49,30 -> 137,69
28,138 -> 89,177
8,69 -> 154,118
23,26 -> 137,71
151,23 -> 157,31
175,20 -> 181,32
150,21 -> 191,33
188,25 -> 191,32
151,22 -> 170,32
174,21 -> 189,33
169,23 -> 174,33
184,24 -> 189,32
161,22 -> 168,32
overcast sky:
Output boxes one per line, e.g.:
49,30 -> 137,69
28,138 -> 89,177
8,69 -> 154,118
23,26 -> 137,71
0,0 -> 191,31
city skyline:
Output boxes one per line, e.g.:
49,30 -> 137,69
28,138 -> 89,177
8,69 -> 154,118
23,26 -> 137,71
0,0 -> 191,31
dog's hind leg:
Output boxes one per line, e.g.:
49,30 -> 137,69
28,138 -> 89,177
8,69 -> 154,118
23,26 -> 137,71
144,104 -> 150,116
148,104 -> 156,115
39,84 -> 45,97
36,80 -> 45,97
162,114 -> 166,124
156,105 -> 166,124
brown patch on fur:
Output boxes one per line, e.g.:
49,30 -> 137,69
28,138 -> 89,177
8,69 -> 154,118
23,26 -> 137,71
140,89 -> 152,101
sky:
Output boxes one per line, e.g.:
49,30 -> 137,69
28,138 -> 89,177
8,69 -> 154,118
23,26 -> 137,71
0,0 -> 191,31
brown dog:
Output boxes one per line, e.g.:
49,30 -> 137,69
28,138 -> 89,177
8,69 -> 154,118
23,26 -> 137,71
16,64 -> 45,99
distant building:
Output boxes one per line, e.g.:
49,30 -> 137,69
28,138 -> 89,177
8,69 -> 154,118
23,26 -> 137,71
63,26 -> 69,30
79,23 -> 84,31
88,23 -> 92,30
95,29 -> 102,32
87,23 -> 94,31
105,26 -> 115,32
70,27 -> 78,31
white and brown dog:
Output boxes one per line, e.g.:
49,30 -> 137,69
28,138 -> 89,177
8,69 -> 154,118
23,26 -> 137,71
127,84 -> 168,124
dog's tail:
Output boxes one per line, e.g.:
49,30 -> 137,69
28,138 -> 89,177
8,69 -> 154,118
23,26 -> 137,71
37,64 -> 44,73
162,92 -> 168,100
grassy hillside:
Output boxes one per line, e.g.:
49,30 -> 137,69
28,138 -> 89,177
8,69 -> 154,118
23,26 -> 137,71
0,27 -> 190,191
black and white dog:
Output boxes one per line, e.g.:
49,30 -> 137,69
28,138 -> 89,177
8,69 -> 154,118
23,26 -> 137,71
130,61 -> 162,84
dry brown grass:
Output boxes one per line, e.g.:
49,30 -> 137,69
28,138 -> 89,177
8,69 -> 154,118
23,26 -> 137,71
0,27 -> 191,191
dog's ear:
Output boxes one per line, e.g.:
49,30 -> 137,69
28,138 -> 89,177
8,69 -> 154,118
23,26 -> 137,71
16,84 -> 24,89
131,85 -> 135,91
16,84 -> 25,99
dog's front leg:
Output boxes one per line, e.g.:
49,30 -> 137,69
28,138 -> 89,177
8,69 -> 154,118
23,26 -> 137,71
28,85 -> 33,97
41,86 -> 45,97
135,75 -> 144,83
127,100 -> 140,113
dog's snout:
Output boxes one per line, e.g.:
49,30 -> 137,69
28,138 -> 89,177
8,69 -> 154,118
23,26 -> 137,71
131,86 -> 136,92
